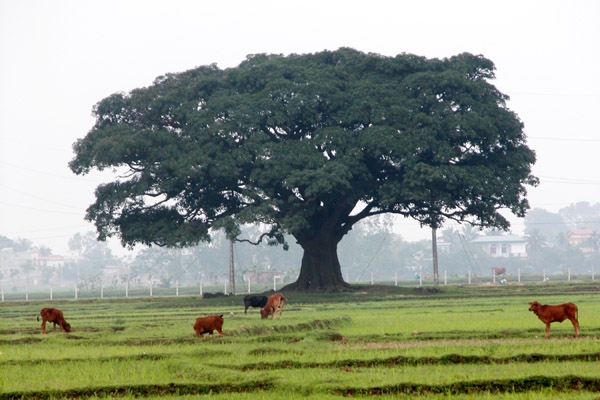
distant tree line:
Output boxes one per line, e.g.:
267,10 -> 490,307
2,202 -> 599,288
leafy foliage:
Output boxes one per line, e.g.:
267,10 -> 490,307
70,48 -> 537,291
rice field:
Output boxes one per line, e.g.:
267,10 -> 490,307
1,283 -> 599,399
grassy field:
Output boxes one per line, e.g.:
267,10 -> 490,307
1,283 -> 600,399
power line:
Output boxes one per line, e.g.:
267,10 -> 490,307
0,188 -> 86,213
530,136 -> 600,143
0,160 -> 109,184
538,176 -> 600,185
459,234 -> 480,278
510,91 -> 599,98
357,233 -> 388,281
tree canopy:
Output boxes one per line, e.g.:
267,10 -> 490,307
70,48 -> 538,292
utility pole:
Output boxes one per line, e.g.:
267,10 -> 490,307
432,227 -> 439,287
228,239 -> 235,295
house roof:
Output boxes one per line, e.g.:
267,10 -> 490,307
470,235 -> 527,244
567,229 -> 594,236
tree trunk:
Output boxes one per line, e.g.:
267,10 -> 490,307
283,233 -> 351,292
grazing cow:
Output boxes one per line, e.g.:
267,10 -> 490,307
202,292 -> 225,299
193,314 -> 224,337
37,307 -> 71,334
528,301 -> 579,339
492,267 -> 506,276
260,293 -> 286,320
243,295 -> 268,314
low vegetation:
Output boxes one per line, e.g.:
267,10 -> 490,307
1,283 -> 599,399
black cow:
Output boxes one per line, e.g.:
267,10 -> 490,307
243,295 -> 268,314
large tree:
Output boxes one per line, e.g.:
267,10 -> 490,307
70,48 -> 537,292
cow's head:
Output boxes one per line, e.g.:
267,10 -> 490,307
63,323 -> 72,332
260,307 -> 269,319
528,301 -> 540,312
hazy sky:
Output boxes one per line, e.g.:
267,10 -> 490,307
1,0 -> 599,255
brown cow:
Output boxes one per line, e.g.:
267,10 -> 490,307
260,293 -> 286,320
37,307 -> 71,334
193,314 -> 224,337
528,301 -> 579,339
492,267 -> 506,276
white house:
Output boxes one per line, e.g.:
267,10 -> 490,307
470,235 -> 528,258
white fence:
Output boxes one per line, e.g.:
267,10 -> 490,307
0,278 -> 283,302
2,266 -> 596,302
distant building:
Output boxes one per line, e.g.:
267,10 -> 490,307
38,254 -> 69,268
0,248 -> 39,286
0,247 -> 38,270
243,270 -> 285,285
470,235 -> 527,258
566,229 -> 597,253
435,240 -> 451,254
1,248 -> 78,287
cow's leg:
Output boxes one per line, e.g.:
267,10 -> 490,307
570,318 -> 580,337
545,323 -> 551,339
41,320 -> 47,334
278,300 -> 285,318
52,321 -> 58,331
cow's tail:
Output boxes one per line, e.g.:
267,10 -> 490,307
36,314 -> 40,322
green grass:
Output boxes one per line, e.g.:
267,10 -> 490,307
1,283 -> 600,399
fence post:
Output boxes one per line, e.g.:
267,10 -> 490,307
444,270 -> 447,285
468,270 -> 471,284
518,268 -> 521,282
492,270 -> 496,284
176,281 -> 179,296
371,272 -> 374,285
101,284 -> 104,299
273,275 -> 277,291
50,287 -> 53,300
199,279 -> 203,296
149,281 -> 153,297
25,286 -> 28,301
394,272 -> 398,286
593,265 -> 595,281
568,267 -> 571,281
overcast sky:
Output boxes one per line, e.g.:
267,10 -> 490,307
1,0 -> 599,255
